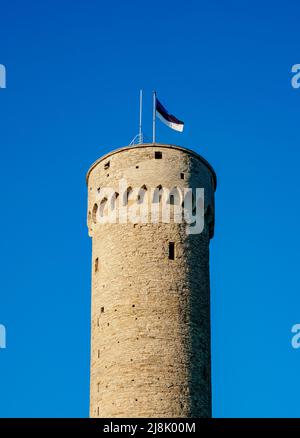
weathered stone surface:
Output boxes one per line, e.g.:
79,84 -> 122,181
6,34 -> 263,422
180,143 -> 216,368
86,144 -> 216,418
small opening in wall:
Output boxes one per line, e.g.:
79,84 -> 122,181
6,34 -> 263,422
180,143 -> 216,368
132,304 -> 135,307
180,172 -> 184,179
136,165 -> 139,169
95,258 -> 99,272
155,151 -> 162,159
92,203 -> 98,224
106,174 -> 109,177
97,187 -> 101,193
97,350 -> 100,358
104,161 -> 110,170
97,383 -> 100,392
101,306 -> 104,313
97,407 -> 100,416
169,242 -> 175,260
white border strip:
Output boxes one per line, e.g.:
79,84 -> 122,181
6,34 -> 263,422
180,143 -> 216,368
156,111 -> 184,132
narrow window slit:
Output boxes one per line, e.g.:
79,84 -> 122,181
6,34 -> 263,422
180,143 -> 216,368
169,242 -> 175,260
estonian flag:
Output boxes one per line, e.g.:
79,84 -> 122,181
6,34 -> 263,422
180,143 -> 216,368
156,96 -> 184,132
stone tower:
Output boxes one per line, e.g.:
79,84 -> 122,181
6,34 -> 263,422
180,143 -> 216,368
86,143 -> 216,418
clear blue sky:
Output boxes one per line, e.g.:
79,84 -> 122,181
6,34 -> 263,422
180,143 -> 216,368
0,0 -> 300,418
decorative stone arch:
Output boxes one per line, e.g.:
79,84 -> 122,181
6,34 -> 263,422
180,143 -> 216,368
123,187 -> 133,206
167,186 -> 183,206
137,185 -> 147,204
111,192 -> 119,210
99,197 -> 108,217
152,184 -> 163,203
181,190 -> 197,214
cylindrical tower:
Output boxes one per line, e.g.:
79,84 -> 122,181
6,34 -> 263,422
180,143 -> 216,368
86,143 -> 216,418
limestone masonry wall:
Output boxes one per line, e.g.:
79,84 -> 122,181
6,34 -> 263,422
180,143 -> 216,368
86,144 -> 216,418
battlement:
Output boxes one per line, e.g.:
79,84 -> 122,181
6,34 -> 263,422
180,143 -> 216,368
87,144 -> 216,238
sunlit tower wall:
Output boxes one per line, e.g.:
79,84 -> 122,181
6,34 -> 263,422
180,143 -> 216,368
86,143 -> 216,418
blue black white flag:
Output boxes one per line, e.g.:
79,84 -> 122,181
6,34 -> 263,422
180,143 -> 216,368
156,97 -> 184,132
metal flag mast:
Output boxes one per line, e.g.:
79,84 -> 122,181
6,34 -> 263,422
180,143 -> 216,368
130,89 -> 144,145
139,89 -> 143,144
152,90 -> 156,143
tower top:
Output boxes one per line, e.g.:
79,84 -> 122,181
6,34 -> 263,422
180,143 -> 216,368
86,143 -> 217,189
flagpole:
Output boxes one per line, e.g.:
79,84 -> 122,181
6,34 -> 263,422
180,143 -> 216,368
139,89 -> 143,144
152,90 -> 156,143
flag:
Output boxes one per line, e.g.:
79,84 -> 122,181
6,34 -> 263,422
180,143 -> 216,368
156,97 -> 184,132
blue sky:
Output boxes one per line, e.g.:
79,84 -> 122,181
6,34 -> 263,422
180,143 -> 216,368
0,0 -> 300,417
